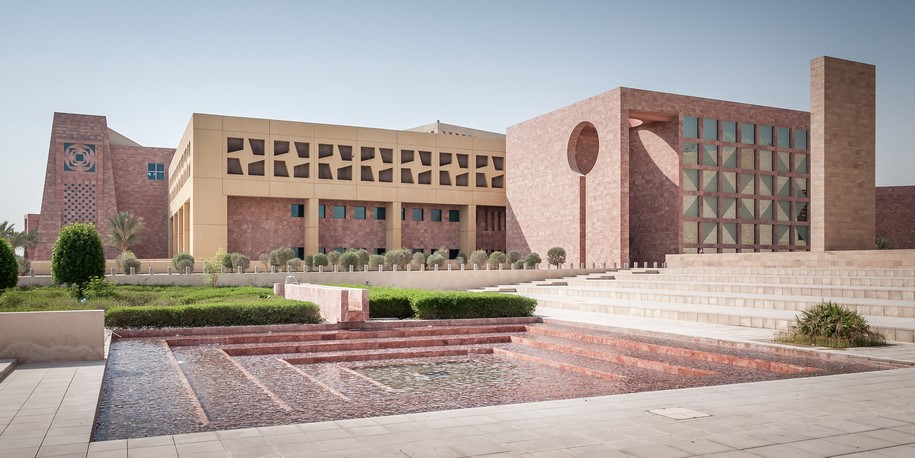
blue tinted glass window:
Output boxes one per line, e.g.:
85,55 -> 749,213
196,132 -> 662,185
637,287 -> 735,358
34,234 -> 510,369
374,207 -> 386,220
431,209 -> 442,222
702,118 -> 718,141
318,204 -> 325,218
795,130 -> 808,150
449,209 -> 460,222
740,124 -> 755,144
759,125 -> 773,146
333,205 -> 345,219
412,208 -> 423,221
722,121 -> 737,142
777,127 -> 790,148
354,206 -> 366,219
683,117 -> 698,138
291,204 -> 304,218
147,163 -> 164,180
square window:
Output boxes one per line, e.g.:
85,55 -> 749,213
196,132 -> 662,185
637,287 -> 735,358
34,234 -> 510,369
702,222 -> 718,245
431,209 -> 442,222
449,209 -> 460,222
291,204 -> 304,218
374,207 -> 386,220
777,201 -> 791,221
759,125 -> 773,146
721,147 -> 737,168
741,224 -> 755,245
740,148 -> 755,170
295,247 -> 305,259
412,208 -> 423,221
740,123 -> 755,144
759,150 -> 773,171
703,196 -> 718,218
319,204 -> 325,218
354,206 -> 366,219
147,162 -> 165,180
412,248 -> 424,254
722,121 -> 737,142
334,247 -> 345,253
375,248 -> 385,255
683,116 -> 698,138
702,118 -> 718,141
333,205 -> 346,219
739,174 -> 755,195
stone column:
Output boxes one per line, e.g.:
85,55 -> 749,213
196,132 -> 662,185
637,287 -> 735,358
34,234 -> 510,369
385,201 -> 402,251
460,204 -> 477,255
304,198 -> 320,256
810,56 -> 876,251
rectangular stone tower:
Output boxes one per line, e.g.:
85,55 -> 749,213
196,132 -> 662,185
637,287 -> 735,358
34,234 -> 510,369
810,56 -> 876,251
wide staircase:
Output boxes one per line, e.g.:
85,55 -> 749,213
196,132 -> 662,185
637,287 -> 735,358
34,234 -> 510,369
476,266 -> 915,343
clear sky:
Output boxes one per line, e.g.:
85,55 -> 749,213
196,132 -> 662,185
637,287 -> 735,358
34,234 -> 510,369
1,0 -> 913,229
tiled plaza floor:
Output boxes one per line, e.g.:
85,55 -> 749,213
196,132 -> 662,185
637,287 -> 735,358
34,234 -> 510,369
2,310 -> 915,457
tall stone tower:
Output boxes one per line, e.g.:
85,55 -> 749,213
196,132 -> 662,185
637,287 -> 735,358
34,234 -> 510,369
810,56 -> 876,251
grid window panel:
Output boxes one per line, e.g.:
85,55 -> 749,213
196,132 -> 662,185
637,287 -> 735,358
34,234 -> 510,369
702,170 -> 718,193
722,223 -> 738,244
702,145 -> 718,166
759,200 -> 774,220
683,143 -> 699,165
794,154 -> 808,174
721,147 -> 737,168
777,176 -> 791,197
683,116 -> 698,138
777,152 -> 791,172
683,195 -> 699,217
739,199 -> 755,219
354,206 -> 366,219
740,148 -> 755,170
759,125 -> 773,146
702,222 -> 718,245
795,178 -> 808,198
722,172 -> 737,194
795,201 -> 808,222
722,121 -> 737,142
759,150 -> 773,171
722,198 -> 737,219
777,127 -> 791,148
702,118 -> 718,141
777,201 -> 791,221
703,197 -> 718,218
795,226 -> 809,246
795,130 -> 808,150
739,174 -> 755,195
759,175 -> 774,196
740,224 -> 755,245
741,123 -> 755,144
683,169 -> 699,192
777,225 -> 790,246
683,221 -> 698,244
759,224 -> 774,245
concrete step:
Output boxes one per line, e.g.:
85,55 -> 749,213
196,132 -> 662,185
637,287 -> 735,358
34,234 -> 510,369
0,359 -> 16,383
563,279 -> 915,301
662,267 -> 915,277
515,284 -> 915,318
525,293 -> 915,343
603,272 -> 915,288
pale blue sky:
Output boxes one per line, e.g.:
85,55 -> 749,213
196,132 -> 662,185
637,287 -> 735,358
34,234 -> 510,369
1,0 -> 913,228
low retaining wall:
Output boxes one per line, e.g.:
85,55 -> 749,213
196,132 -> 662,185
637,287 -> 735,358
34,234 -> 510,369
18,267 -> 609,289
0,310 -> 105,362
281,284 -> 369,323
666,249 -> 915,268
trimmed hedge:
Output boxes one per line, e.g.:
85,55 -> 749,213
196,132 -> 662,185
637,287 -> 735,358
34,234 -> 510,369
411,293 -> 536,319
105,302 -> 322,328
368,290 -> 418,319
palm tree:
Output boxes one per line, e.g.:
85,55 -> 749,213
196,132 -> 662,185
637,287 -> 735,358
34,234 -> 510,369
11,230 -> 38,258
106,211 -> 146,253
0,221 -> 15,241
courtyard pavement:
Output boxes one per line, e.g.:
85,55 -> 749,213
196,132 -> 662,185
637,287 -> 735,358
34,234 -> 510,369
1,309 -> 914,457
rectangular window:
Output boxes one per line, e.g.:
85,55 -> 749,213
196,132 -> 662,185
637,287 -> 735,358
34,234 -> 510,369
683,195 -> 698,217
722,223 -> 737,244
683,116 -> 698,138
412,208 -> 424,221
375,248 -> 385,255
739,199 -> 755,219
333,205 -> 346,219
449,209 -> 460,222
412,248 -> 424,254
702,222 -> 718,245
721,146 -> 737,168
795,226 -> 809,246
319,204 -> 325,218
795,130 -> 808,150
739,174 -> 755,195
147,163 -> 165,180
683,169 -> 699,192
777,127 -> 790,148
291,204 -> 305,218
794,154 -> 808,174
295,247 -> 305,259
431,209 -> 442,222
759,200 -> 774,220
759,125 -> 773,146
448,249 -> 460,259
702,145 -> 718,166
703,197 -> 718,218
354,206 -> 366,219
758,150 -> 773,171
683,221 -> 698,244
759,175 -> 773,196
683,143 -> 699,165
702,118 -> 718,141
740,148 -> 755,170
702,170 -> 718,193
741,224 -> 755,245
722,173 -> 737,193
334,247 -> 345,253
318,247 -> 326,254
402,208 -> 405,220
722,197 -> 737,219
776,152 -> 791,172
722,121 -> 737,142
740,123 -> 755,144
374,207 -> 386,220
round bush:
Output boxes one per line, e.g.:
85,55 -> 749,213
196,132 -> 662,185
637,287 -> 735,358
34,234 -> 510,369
547,247 -> 567,267
235,254 -> 250,271
426,253 -> 446,268
469,250 -> 488,267
524,252 -> 542,267
173,252 -> 195,273
51,223 -> 106,289
16,254 -> 30,276
269,247 -> 296,267
327,250 -> 342,266
304,255 -> 314,269
488,251 -> 507,268
368,254 -> 385,270
355,249 -> 370,269
116,250 -> 141,274
411,252 -> 425,269
338,251 -> 360,270
0,238 -> 18,290
384,249 -> 410,270
286,257 -> 303,272
312,253 -> 329,267
507,251 -> 521,263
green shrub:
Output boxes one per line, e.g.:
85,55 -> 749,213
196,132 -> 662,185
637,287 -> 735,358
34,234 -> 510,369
368,254 -> 385,270
469,250 -> 488,267
338,251 -> 360,270
222,252 -> 250,272
51,223 -> 106,291
426,253 -> 446,268
368,289 -> 421,319
269,247 -> 296,268
327,250 -> 342,266
105,301 -> 322,328
411,252 -> 425,269
286,257 -> 303,272
875,237 -> 890,250
0,238 -> 17,290
411,293 -> 537,319
312,253 -> 329,267
173,252 -> 195,273
84,276 -> 115,300
434,247 -> 450,260
524,252 -> 542,268
384,248 -> 410,270
354,249 -> 370,269
259,253 -> 270,269
116,250 -> 141,274
488,251 -> 507,268
304,255 -> 314,269
547,247 -> 566,267
456,252 -> 467,263
513,260 -> 525,269
778,301 -> 886,348
15,254 -> 30,276
507,251 -> 521,263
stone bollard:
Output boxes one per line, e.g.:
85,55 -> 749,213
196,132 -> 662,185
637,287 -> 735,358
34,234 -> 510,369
613,262 -> 618,269
111,267 -> 116,276
420,264 -> 425,271
393,265 -> 398,272
511,263 -> 515,270
407,264 -> 411,272
349,265 -> 353,272
237,266 -> 243,274
149,267 -> 154,275
591,262 -> 595,269
486,263 -> 490,271
448,264 -> 452,271
653,262 -> 658,268
378,265 -> 383,272
434,264 -> 439,271
167,266 -> 172,275
364,265 -> 369,272
318,265 -> 323,273
460,264 -> 464,271
499,264 -> 503,271
220,266 -> 225,274
271,266 -> 276,274
29,269 -> 34,277
334,265 -> 339,272
255,265 -> 259,274
580,263 -> 584,269
129,267 -> 135,276
602,262 -> 606,269
662,262 -> 667,268
185,266 -> 190,275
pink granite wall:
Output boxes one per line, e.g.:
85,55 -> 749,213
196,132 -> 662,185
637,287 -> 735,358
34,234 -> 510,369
876,186 -> 915,249
400,203 -> 461,253
227,197 -> 305,259
110,145 -> 175,259
628,120 -> 680,263
283,284 -> 368,323
319,199 -> 387,253
475,205 -> 506,253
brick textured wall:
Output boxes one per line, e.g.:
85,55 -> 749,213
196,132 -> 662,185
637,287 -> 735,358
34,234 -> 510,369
875,186 -> 915,249
475,205 -> 506,253
227,197 -> 305,259
110,146 -> 175,259
629,120 -> 680,263
811,57 -> 876,251
319,200 -> 387,253
400,203 -> 461,253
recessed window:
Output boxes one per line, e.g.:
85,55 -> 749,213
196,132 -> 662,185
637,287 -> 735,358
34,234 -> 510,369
722,121 -> 737,142
759,125 -> 773,146
318,247 -> 326,254
449,209 -> 460,222
147,163 -> 164,180
291,204 -> 305,218
795,130 -> 808,150
333,205 -> 346,219
777,127 -> 790,148
740,123 -> 755,144
702,118 -> 718,141
412,208 -> 423,221
375,248 -> 385,255
295,247 -> 305,259
374,207 -> 386,220
702,145 -> 718,166
412,248 -> 424,254
319,204 -> 325,218
683,116 -> 698,139
354,206 -> 366,219
431,209 -> 442,222
683,143 -> 698,165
